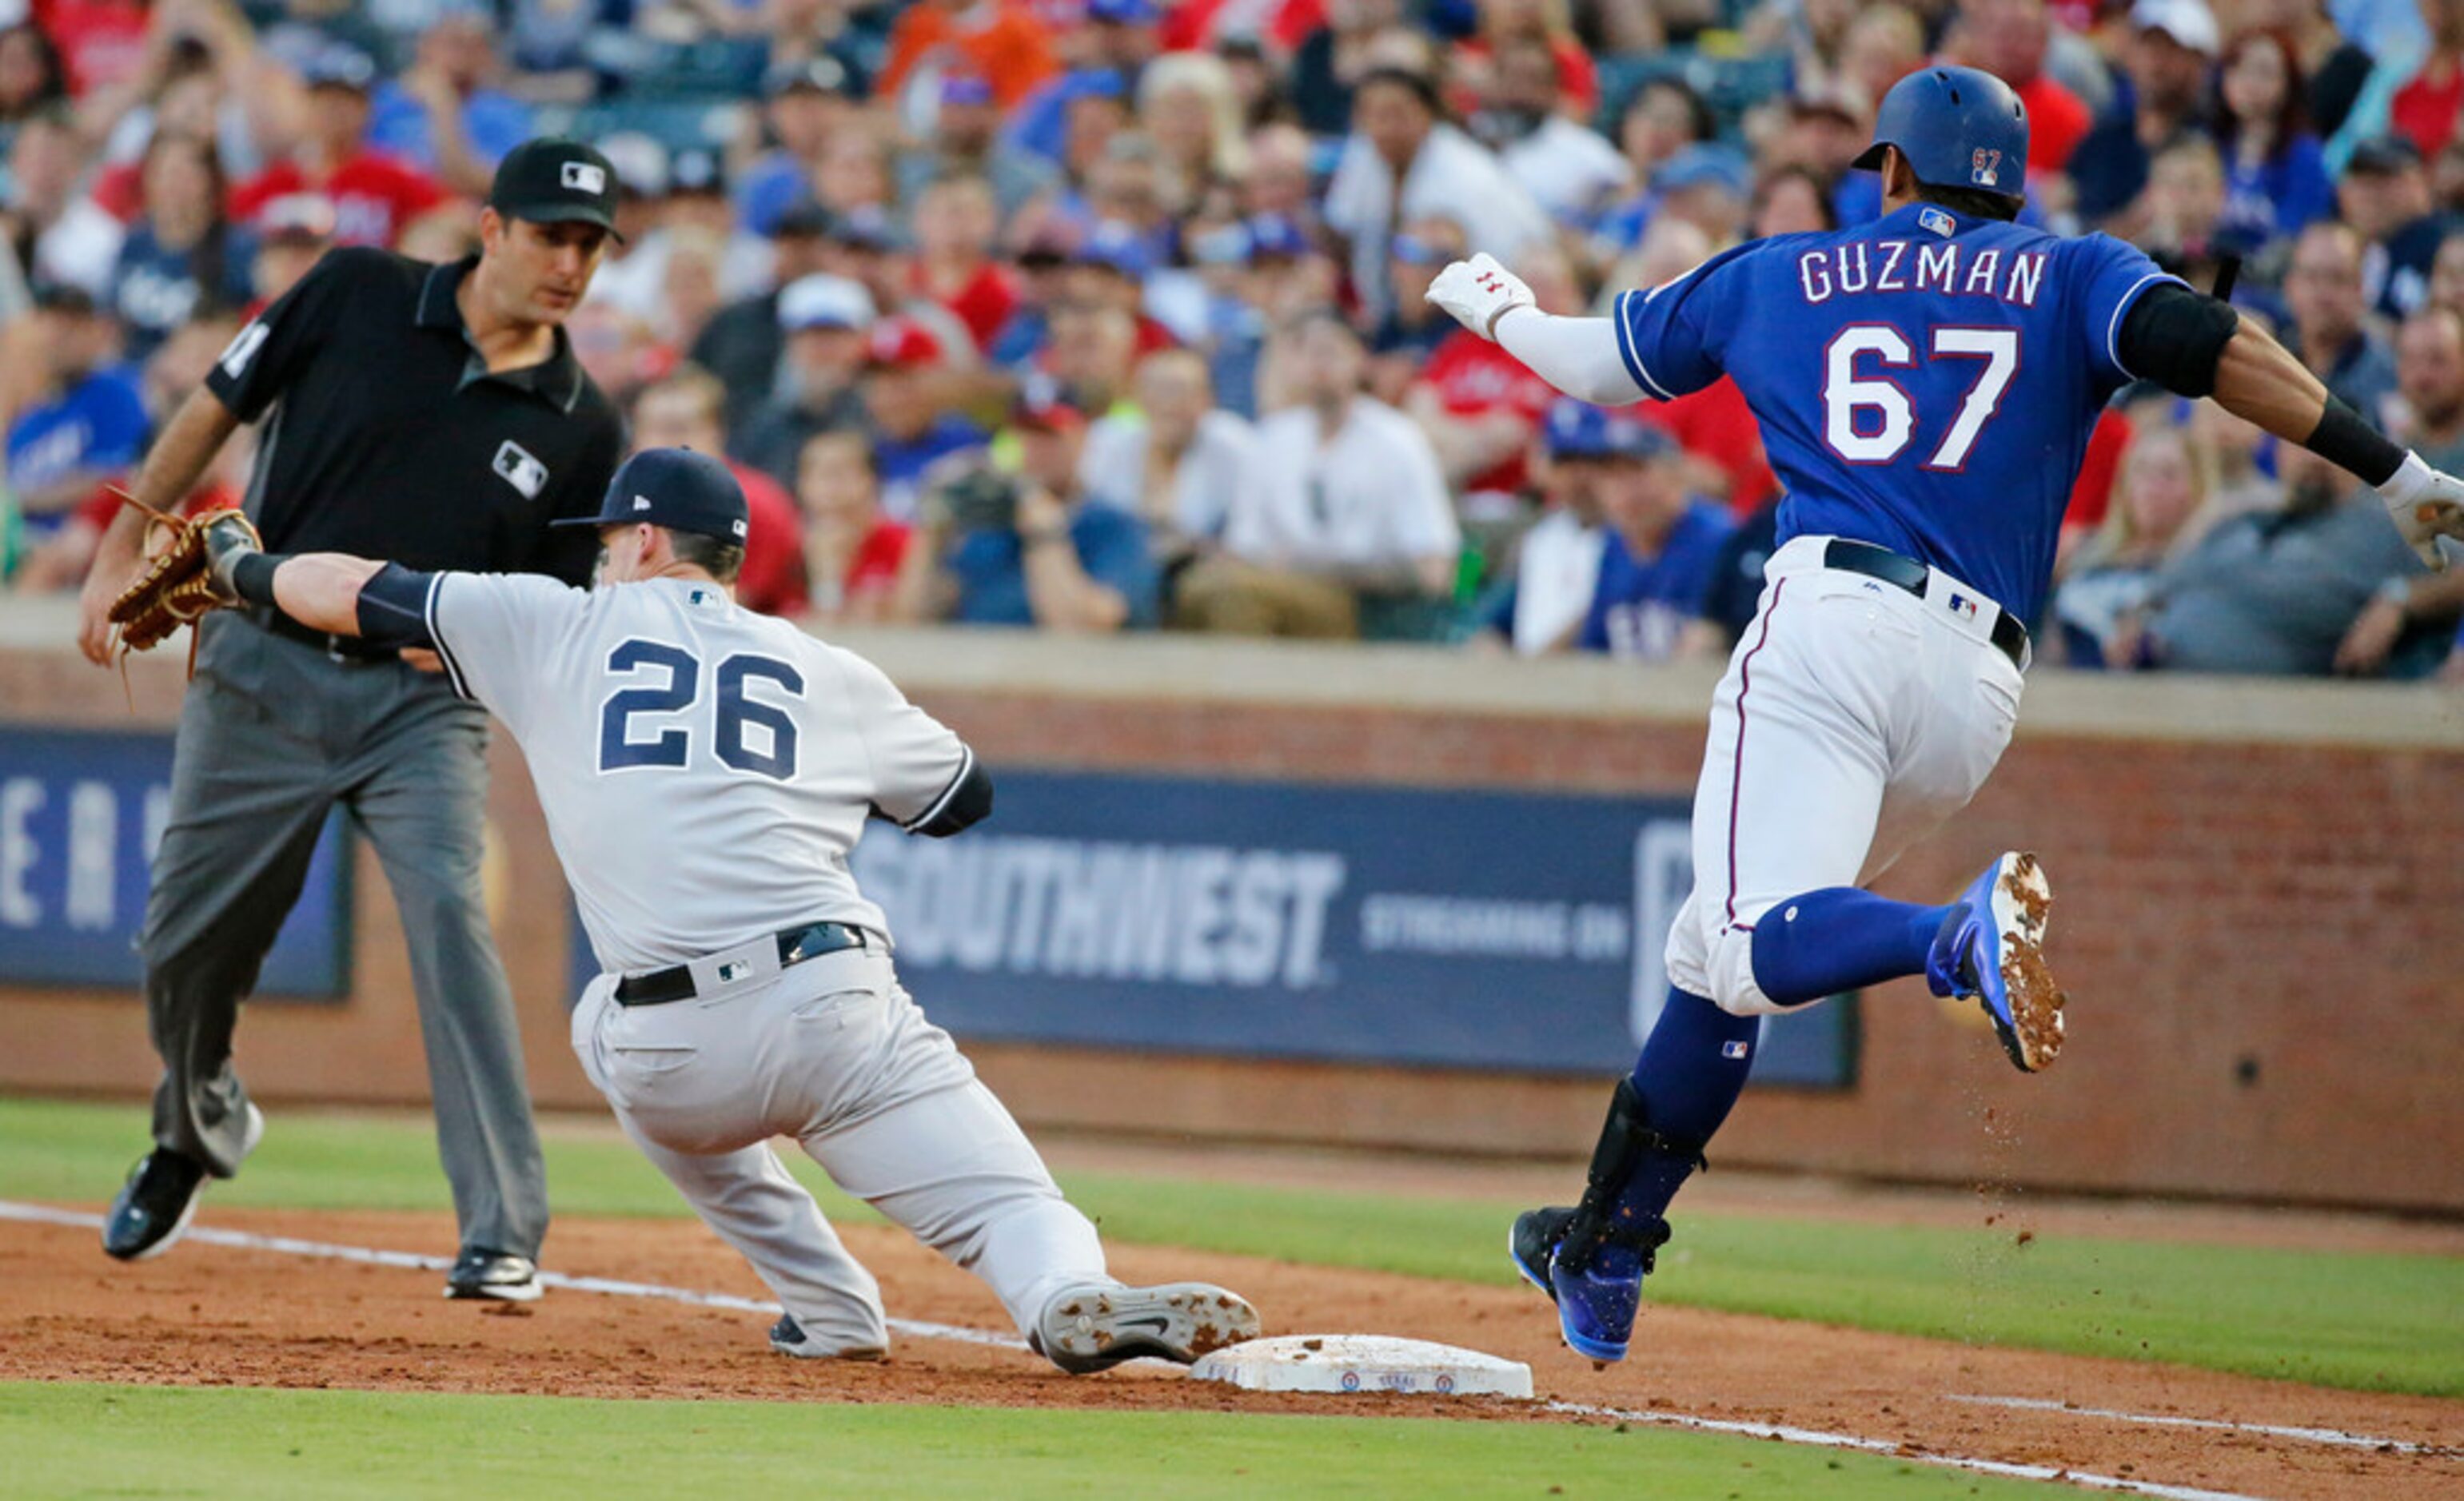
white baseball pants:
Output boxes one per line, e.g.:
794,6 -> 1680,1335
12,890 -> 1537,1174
1665,535 -> 2027,1017
572,945 -> 1109,1355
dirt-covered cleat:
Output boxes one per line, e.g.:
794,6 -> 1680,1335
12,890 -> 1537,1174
1033,1281 -> 1262,1375
1929,850 -> 2066,1073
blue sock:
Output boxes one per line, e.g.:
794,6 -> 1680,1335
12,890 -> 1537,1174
1609,987 -> 1760,1227
1748,888 -> 1954,1007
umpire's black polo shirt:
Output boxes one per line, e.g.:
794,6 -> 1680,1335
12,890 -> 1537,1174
205,246 -> 624,585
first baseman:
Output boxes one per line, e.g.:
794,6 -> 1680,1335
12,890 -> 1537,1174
153,446 -> 1261,1372
1427,66 -> 2464,1363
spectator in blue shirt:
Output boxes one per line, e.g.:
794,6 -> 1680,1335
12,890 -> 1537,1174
862,316 -> 991,523
363,7 -> 534,199
110,131 -> 254,362
6,285 -> 149,543
916,388 -> 1161,631
1572,416 -> 1736,662
736,58 -> 857,237
2215,30 -> 2334,256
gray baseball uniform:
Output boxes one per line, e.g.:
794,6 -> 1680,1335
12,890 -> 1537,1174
424,571 -> 1110,1354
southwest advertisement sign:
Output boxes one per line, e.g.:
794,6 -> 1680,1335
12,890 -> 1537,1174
847,770 -> 1856,1087
0,728 -> 352,997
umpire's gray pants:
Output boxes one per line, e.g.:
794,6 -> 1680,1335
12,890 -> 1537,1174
142,611 -> 548,1258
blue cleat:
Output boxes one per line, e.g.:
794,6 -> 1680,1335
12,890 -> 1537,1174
1928,851 -> 2065,1073
1545,1216 -> 1671,1365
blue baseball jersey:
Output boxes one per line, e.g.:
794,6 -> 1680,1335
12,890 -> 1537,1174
1578,500 -> 1734,659
1613,201 -> 2179,623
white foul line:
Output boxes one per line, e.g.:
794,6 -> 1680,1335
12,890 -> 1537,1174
1541,1400 -> 2267,1501
0,1201 -> 1023,1352
1948,1394 -> 2454,1459
0,1200 -> 2289,1496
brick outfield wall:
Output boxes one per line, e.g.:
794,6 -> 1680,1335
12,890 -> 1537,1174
3,644 -> 2460,1212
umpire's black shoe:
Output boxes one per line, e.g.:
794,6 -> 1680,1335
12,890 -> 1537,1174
444,1248 -> 542,1302
102,1103 -> 261,1263
102,1149 -> 209,1261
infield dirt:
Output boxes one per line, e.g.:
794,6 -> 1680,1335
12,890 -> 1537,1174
4,1200 -> 2460,1500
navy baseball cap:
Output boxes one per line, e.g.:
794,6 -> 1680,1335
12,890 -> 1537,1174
1076,220 -> 1153,278
489,137 -> 624,239
1852,66 -> 2028,198
1655,143 -> 1752,197
1243,213 -> 1310,262
1544,400 -> 1677,462
555,448 -> 750,543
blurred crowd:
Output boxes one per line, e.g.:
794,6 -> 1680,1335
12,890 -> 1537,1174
3,0 -> 2462,679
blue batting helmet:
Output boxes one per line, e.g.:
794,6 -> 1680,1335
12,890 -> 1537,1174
1850,66 -> 2028,198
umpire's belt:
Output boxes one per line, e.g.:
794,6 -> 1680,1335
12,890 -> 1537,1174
249,606 -> 401,663
614,922 -> 873,1006
1821,539 -> 2028,669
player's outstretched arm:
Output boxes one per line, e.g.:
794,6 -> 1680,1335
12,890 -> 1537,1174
265,554 -> 389,635
221,544 -> 443,650
1426,253 -> 1647,405
2125,284 -> 2464,569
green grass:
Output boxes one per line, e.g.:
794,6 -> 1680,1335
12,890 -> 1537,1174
0,1381 -> 2052,1499
10,1095 -> 2462,1396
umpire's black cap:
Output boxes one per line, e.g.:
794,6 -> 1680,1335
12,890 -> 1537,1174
555,447 -> 749,543
488,137 -> 625,241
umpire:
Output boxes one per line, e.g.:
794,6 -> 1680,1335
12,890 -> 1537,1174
74,139 -> 628,1300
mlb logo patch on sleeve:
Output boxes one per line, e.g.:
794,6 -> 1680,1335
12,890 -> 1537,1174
493,440 -> 550,499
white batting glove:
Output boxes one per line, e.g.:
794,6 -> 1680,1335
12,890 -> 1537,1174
1425,252 -> 1535,342
2376,452 -> 2464,571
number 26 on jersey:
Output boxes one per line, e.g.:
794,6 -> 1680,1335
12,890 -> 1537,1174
1823,324 -> 2019,472
597,639 -> 804,780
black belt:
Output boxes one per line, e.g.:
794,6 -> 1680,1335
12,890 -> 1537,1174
614,922 -> 872,1006
1821,539 -> 2028,668
250,607 -> 401,663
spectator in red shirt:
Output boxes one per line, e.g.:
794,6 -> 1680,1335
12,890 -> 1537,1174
795,428 -> 915,625
1950,0 -> 2092,175
229,47 -> 448,249
34,0 -> 148,96
631,364 -> 812,617
913,172 -> 1019,352
1451,0 -> 1600,122
1158,0 -> 1325,54
2394,0 -> 2464,163
244,191 -> 334,313
1069,220 -> 1179,356
1407,240 -> 1576,511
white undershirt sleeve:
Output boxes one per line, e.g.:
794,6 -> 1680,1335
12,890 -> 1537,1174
1494,307 -> 1649,406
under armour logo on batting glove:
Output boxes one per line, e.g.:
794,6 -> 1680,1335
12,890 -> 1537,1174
1427,252 -> 1536,343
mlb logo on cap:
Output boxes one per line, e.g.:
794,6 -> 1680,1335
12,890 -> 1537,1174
488,137 -> 624,240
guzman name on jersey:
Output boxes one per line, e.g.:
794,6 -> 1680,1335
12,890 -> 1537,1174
1795,239 -> 2048,310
